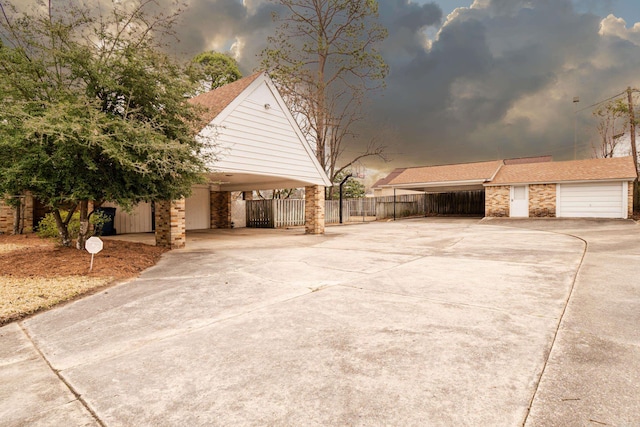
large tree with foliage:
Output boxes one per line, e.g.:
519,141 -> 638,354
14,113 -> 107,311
0,0 -> 213,248
260,0 -> 388,196
328,171 -> 365,200
187,51 -> 242,94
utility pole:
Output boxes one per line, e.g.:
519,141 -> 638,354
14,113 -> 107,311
627,87 -> 638,176
573,96 -> 580,160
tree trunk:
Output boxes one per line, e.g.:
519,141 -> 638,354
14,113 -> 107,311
53,209 -> 72,247
12,197 -> 22,235
76,200 -> 90,250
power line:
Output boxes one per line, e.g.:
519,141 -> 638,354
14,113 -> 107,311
576,90 -> 628,113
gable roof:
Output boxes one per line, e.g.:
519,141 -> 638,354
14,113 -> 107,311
188,71 -> 263,128
388,160 -> 504,187
372,168 -> 406,188
187,71 -> 331,189
488,156 -> 637,185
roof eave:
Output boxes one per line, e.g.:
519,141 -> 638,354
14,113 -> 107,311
485,177 -> 636,186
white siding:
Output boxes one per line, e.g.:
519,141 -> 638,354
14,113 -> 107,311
101,202 -> 153,234
203,82 -> 325,184
557,182 -> 626,218
231,200 -> 246,228
185,186 -> 210,230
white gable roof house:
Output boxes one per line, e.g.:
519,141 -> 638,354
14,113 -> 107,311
154,72 -> 331,249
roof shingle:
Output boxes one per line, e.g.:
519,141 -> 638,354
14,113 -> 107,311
489,156 -> 637,185
188,71 -> 263,127
388,160 -> 503,185
372,168 -> 406,188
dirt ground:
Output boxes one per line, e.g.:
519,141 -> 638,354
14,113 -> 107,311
0,233 -> 166,325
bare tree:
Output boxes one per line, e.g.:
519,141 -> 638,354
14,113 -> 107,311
592,98 -> 630,158
260,0 -> 389,196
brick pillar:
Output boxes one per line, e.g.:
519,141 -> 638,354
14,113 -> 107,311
628,181 -> 635,218
210,191 -> 232,228
0,194 -> 35,234
154,199 -> 186,249
305,185 -> 325,234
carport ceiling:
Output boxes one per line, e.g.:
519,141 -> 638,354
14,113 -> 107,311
207,172 -> 316,192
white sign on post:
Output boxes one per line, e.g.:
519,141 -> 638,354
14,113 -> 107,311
86,236 -> 104,272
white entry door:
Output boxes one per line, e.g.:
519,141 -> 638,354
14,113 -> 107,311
510,185 -> 529,217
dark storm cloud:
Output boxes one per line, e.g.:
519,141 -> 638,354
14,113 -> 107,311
9,0 -> 640,171
365,0 -> 640,167
153,0 -> 640,169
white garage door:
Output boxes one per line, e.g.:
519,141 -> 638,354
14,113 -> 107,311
557,182 -> 626,218
185,186 -> 210,230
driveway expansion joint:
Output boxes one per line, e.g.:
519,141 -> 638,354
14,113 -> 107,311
521,231 -> 588,426
17,322 -> 106,427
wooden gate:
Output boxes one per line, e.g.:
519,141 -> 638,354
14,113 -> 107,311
246,200 -> 274,228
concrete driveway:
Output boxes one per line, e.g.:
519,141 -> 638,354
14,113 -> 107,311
1,218 -> 639,426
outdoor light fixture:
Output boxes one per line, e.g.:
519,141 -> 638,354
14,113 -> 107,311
264,103 -> 271,110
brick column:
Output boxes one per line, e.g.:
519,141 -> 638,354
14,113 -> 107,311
0,193 -> 35,234
485,186 -> 510,217
0,198 -> 13,234
628,181 -> 635,218
211,191 -> 232,228
529,184 -> 556,217
305,185 -> 325,234
154,199 -> 186,249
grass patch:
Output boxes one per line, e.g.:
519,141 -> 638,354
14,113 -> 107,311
1,276 -> 113,324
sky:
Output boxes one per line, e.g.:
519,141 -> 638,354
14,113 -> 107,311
161,0 -> 640,178
22,0 -> 640,177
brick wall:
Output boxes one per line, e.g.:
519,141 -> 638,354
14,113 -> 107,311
154,199 -> 186,249
305,185 -> 325,234
210,191 -> 231,228
628,181 -> 634,218
529,184 -> 556,217
485,186 -> 510,217
0,199 -> 12,233
0,194 -> 35,233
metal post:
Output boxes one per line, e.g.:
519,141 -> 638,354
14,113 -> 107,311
393,188 -> 396,221
339,173 -> 352,224
573,96 -> 580,160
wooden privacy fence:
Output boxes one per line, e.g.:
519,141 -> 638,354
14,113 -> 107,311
247,191 -> 485,228
274,199 -> 305,227
424,191 -> 485,216
325,200 -> 350,224
375,194 -> 425,219
247,199 -> 350,228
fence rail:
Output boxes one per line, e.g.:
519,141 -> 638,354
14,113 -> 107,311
246,191 -> 485,228
325,200 -> 350,224
274,199 -> 305,227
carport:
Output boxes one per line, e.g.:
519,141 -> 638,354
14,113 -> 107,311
379,160 -> 506,216
138,72 -> 331,248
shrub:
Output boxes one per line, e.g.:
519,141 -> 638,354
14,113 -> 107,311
37,210 -> 112,239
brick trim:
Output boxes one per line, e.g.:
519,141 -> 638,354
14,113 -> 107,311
155,199 -> 186,249
304,185 -> 325,234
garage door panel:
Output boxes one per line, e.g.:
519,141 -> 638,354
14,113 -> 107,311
185,187 -> 210,230
558,182 -> 624,218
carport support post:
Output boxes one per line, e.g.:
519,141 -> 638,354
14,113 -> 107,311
393,188 -> 396,221
210,191 -> 232,229
305,185 -> 325,234
154,199 -> 186,249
